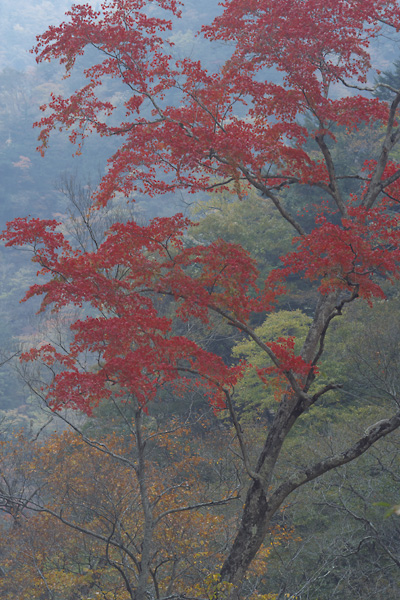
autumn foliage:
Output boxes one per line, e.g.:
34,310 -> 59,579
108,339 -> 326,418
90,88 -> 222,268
2,213 -> 268,413
3,0 -> 400,597
0,424 -> 293,600
0,428 -> 230,599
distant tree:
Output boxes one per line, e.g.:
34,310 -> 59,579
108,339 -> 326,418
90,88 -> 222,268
375,60 -> 400,102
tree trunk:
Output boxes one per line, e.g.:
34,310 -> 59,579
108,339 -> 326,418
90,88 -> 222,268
220,480 -> 270,585
219,293 -> 347,590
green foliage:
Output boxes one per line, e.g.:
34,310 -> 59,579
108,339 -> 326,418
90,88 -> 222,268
231,310 -> 312,421
190,185 -> 293,282
264,433 -> 400,600
319,292 -> 400,408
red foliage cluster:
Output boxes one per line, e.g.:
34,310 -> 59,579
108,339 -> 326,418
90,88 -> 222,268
1,214 -> 260,413
31,1 -> 399,205
281,202 -> 400,302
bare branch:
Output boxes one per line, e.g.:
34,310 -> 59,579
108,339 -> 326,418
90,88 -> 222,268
269,412 -> 400,512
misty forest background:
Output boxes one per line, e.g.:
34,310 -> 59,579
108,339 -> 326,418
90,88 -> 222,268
0,1 -> 400,599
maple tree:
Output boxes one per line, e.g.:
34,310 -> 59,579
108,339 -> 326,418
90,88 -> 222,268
3,0 -> 400,596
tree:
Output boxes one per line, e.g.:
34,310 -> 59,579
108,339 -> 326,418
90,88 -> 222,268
375,59 -> 400,102
0,424 -> 244,600
3,0 -> 400,596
